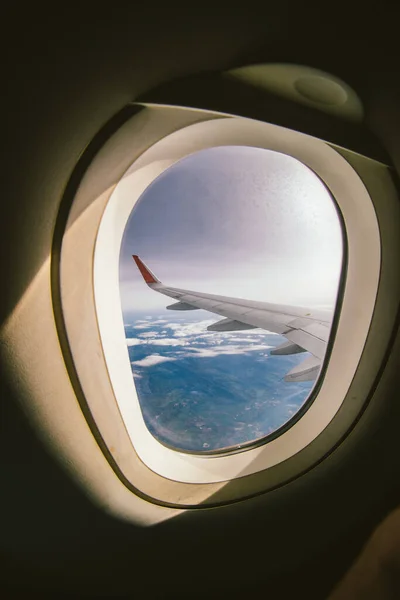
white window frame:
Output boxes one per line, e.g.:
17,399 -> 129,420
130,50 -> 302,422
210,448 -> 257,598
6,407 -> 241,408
87,110 -> 380,485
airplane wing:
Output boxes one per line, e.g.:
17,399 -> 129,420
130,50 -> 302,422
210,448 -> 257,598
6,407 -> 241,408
132,255 -> 333,383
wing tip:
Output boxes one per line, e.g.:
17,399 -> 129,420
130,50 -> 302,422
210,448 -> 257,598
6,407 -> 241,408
132,255 -> 160,284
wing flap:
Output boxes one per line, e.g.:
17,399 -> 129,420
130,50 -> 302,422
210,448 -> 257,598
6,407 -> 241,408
284,355 -> 321,382
270,341 -> 306,355
206,303 -> 255,319
207,318 -> 257,332
233,309 -> 293,335
166,301 -> 200,311
285,329 -> 326,360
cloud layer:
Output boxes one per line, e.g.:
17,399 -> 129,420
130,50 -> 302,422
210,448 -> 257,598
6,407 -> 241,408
126,317 -> 276,366
132,355 -> 177,367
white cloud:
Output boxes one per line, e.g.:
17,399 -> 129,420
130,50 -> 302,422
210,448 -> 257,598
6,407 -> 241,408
126,338 -> 142,346
138,331 -> 160,338
132,355 -> 177,367
149,337 -> 189,346
222,336 -> 262,343
165,319 -> 217,337
133,318 -> 168,330
181,344 -> 273,358
126,318 -> 278,365
126,335 -> 190,347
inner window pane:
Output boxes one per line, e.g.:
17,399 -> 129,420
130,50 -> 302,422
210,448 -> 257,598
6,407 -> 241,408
119,146 -> 343,453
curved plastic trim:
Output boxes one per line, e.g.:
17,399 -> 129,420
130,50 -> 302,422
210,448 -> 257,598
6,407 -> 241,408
91,111 -> 380,484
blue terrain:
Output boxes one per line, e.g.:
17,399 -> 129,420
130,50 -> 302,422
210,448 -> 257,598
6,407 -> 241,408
125,311 -> 314,452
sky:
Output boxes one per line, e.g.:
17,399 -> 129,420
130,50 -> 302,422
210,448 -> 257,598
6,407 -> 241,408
119,146 -> 343,317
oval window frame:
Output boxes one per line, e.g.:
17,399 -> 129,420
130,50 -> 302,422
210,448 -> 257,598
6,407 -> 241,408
57,103 -> 394,506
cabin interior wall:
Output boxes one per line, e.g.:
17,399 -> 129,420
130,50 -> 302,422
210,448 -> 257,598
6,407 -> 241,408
1,6 -> 399,598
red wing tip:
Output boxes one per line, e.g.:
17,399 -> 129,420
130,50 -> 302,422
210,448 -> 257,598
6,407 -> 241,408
132,255 -> 159,284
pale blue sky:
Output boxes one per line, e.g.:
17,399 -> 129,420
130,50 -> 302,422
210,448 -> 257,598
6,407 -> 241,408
119,146 -> 343,315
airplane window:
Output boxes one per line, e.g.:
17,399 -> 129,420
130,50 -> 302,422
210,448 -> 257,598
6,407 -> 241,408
119,146 -> 343,453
